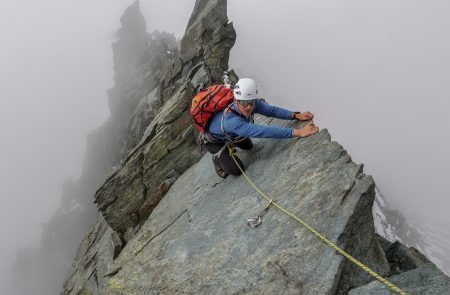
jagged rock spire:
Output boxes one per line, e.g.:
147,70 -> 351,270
117,1 -> 147,39
113,1 -> 148,76
94,0 -> 236,236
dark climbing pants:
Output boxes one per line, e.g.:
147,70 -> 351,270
205,138 -> 253,176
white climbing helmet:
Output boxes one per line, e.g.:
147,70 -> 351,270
233,78 -> 258,100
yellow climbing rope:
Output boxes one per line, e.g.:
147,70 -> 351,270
226,145 -> 406,295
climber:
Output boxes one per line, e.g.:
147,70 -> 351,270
203,78 -> 319,178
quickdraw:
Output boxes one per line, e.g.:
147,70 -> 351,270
247,199 -> 274,228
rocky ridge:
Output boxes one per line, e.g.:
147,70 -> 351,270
64,120 -> 450,294
374,190 -> 450,276
62,0 -> 450,294
93,0 -> 236,238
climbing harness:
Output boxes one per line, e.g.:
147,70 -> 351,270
226,145 -> 407,295
247,199 -> 274,228
196,102 -> 251,155
197,132 -> 221,155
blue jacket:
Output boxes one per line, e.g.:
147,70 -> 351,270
207,99 -> 295,141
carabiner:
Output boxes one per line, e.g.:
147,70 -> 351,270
247,216 -> 262,228
246,200 -> 274,228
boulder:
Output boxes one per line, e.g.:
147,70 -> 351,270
349,264 -> 450,294
348,235 -> 450,294
385,240 -> 431,275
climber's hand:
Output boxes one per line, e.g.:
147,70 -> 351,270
296,111 -> 314,121
293,122 -> 319,138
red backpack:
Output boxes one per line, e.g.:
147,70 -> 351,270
190,84 -> 234,133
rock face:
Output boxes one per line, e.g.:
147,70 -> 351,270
158,0 -> 236,104
64,120 -> 448,294
374,189 -> 450,276
108,1 -> 179,161
94,0 -> 236,236
350,236 -> 450,294
62,0 -> 450,294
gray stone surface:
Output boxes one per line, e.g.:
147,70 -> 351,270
181,0 -> 235,82
349,264 -> 450,294
64,120 -> 396,294
385,241 -> 431,275
61,1 -> 450,294
159,0 -> 235,103
122,88 -> 159,156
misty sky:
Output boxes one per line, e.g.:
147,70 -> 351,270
0,0 -> 194,291
1,0 -> 449,292
229,0 -> 450,221
228,0 -> 450,272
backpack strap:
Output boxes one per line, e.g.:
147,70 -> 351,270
227,104 -> 255,123
208,84 -> 224,100
220,102 -> 254,142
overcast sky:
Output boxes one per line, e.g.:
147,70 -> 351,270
1,0 -> 449,292
0,0 -> 194,292
229,0 -> 450,221
228,0 -> 450,273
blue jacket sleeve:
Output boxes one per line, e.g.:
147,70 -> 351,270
254,100 -> 293,120
223,115 -> 294,139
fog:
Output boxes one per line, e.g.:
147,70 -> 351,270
1,0 -> 449,293
0,0 -> 194,293
228,0 -> 450,273
229,0 -> 450,224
